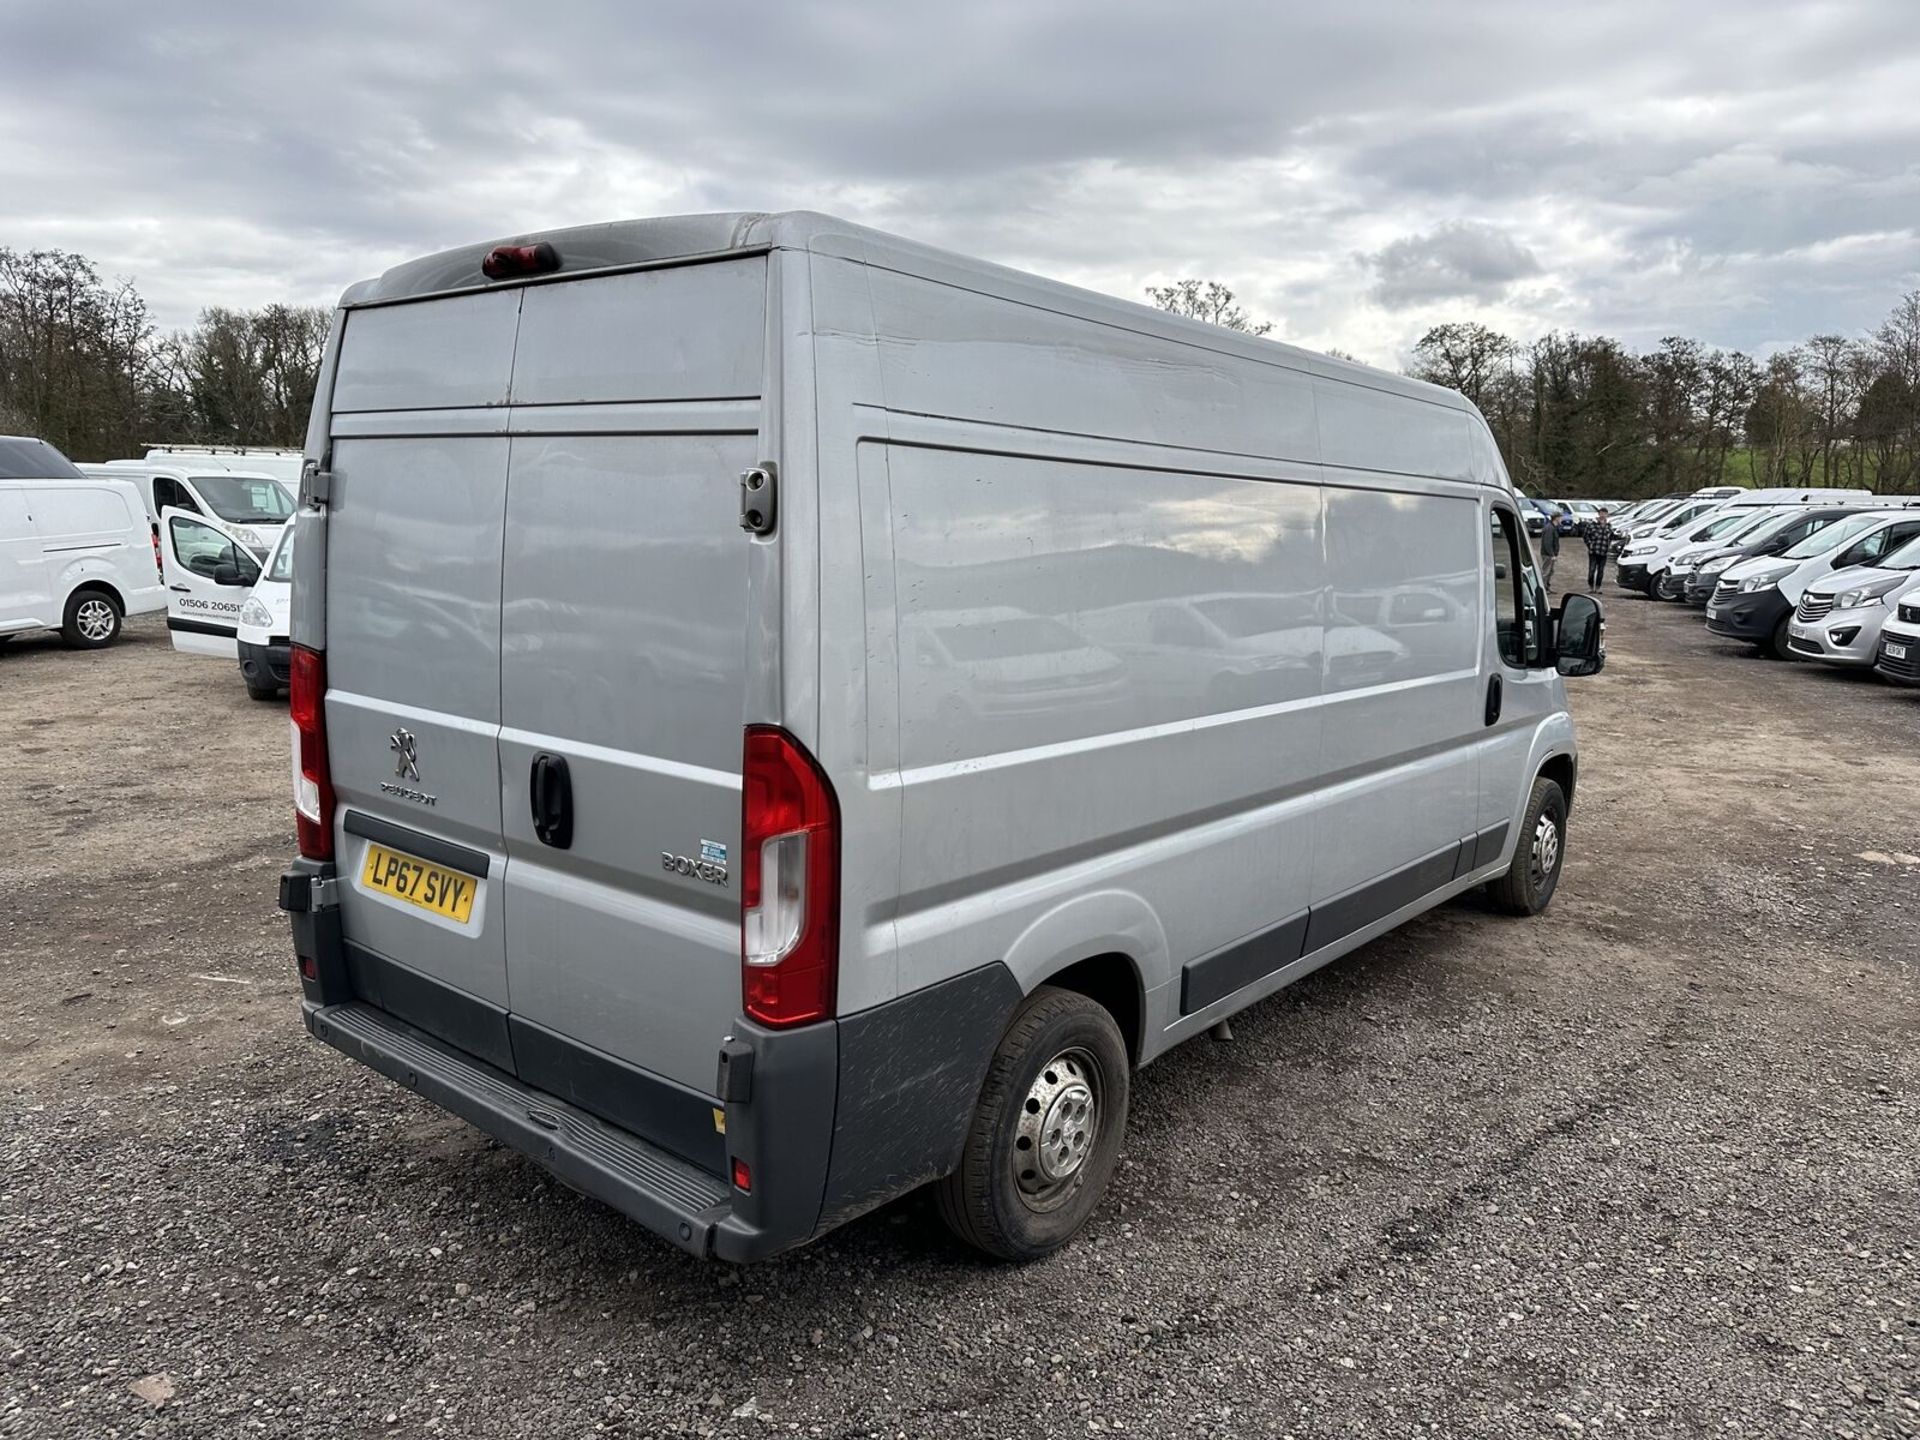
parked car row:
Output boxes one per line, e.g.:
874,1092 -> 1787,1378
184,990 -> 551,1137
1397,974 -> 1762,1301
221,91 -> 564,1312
1600,483 -> 1920,687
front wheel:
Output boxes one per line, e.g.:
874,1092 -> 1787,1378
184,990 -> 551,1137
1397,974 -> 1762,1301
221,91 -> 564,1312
60,589 -> 121,649
1488,776 -> 1567,916
1764,613 -> 1794,660
935,987 -> 1130,1261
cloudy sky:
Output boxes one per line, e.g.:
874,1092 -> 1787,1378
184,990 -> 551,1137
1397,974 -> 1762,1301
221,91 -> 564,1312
4,0 -> 1917,366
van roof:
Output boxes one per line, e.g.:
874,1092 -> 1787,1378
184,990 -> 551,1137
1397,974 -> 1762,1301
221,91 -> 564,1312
97,459 -> 285,482
341,210 -> 1470,416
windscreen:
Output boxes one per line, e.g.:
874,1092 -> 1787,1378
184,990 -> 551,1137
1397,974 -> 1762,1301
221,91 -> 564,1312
1882,535 -> 1920,571
0,437 -> 84,479
1785,514 -> 1878,559
1719,509 -> 1778,540
192,473 -> 295,524
1695,510 -> 1759,540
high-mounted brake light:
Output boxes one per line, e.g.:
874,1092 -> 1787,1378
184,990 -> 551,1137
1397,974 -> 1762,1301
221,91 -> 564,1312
480,242 -> 559,280
289,645 -> 335,860
741,726 -> 839,1028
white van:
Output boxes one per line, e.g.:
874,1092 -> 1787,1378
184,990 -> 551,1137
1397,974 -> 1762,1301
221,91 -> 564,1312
277,212 -> 1607,1261
81,461 -> 295,557
1708,509 -> 1920,657
140,445 -> 305,486
0,462 -> 165,650
1618,488 -> 1872,597
154,511 -> 293,698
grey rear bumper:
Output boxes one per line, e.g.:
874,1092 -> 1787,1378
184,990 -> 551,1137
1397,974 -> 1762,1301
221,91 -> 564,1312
281,855 -> 1022,1260
304,998 -> 735,1256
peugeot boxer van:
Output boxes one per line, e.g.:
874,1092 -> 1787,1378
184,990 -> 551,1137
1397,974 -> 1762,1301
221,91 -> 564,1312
0,455 -> 165,649
277,213 -> 1606,1262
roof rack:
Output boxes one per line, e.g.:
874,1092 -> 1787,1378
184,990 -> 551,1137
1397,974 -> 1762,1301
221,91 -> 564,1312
141,442 -> 304,457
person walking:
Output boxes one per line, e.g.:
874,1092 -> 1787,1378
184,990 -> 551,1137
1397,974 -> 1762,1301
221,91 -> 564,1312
1536,509 -> 1560,590
1576,508 -> 1620,591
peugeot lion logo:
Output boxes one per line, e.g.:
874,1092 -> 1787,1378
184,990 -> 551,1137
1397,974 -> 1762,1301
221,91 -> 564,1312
390,727 -> 420,781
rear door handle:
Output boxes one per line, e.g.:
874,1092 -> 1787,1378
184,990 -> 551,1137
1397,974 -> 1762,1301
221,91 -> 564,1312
529,753 -> 573,849
1485,673 -> 1503,727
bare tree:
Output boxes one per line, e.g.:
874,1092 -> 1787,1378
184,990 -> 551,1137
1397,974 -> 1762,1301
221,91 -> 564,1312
1145,280 -> 1273,336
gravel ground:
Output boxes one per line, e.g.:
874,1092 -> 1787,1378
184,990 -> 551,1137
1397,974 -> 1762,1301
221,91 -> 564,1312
2,573 -> 1917,1439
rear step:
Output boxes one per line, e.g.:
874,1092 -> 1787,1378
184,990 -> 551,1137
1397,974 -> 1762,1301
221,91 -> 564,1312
304,1001 -> 731,1255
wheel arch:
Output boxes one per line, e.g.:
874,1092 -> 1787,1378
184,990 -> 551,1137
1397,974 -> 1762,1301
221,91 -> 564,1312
1000,890 -> 1166,1068
65,576 -> 127,615
1537,750 -> 1577,812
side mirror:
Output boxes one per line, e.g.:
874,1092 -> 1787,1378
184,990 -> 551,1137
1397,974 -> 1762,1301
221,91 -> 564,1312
212,547 -> 259,588
1553,593 -> 1606,677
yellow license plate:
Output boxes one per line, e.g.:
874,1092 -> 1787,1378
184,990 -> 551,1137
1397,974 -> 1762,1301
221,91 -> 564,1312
360,843 -> 477,924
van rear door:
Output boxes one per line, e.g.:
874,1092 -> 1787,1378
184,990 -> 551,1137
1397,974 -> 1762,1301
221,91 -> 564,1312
494,261 -> 766,1128
159,505 -> 256,657
323,288 -> 521,1028
321,259 -> 767,1149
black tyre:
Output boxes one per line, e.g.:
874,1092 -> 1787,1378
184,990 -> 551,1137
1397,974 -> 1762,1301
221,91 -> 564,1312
246,678 -> 282,702
60,589 -> 121,649
1764,613 -> 1794,660
1487,776 -> 1567,917
936,986 -> 1130,1261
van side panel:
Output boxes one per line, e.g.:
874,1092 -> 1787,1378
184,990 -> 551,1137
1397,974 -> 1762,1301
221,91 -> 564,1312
875,440 -> 1328,1020
1308,479 -> 1483,910
860,266 -> 1321,463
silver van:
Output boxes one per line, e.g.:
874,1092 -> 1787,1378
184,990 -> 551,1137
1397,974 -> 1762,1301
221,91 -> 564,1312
277,213 -> 1606,1261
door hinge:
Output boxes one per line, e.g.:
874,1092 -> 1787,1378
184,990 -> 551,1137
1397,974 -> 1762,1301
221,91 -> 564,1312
301,457 -> 333,507
738,463 -> 777,535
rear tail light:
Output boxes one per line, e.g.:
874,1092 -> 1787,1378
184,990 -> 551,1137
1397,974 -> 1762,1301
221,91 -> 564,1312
151,531 -> 162,578
741,726 -> 839,1027
289,645 -> 335,860
480,242 -> 559,280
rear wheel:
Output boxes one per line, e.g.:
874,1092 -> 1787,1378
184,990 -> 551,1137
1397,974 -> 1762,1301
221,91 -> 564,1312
936,987 -> 1129,1261
60,589 -> 121,649
1488,776 -> 1567,916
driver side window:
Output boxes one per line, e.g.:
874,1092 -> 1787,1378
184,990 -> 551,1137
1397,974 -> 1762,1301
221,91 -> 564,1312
1490,507 -> 1544,668
170,515 -> 240,579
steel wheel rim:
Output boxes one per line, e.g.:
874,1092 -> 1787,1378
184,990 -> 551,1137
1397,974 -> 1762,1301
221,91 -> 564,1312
1530,811 -> 1560,893
1013,1046 -> 1101,1213
76,599 -> 114,641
